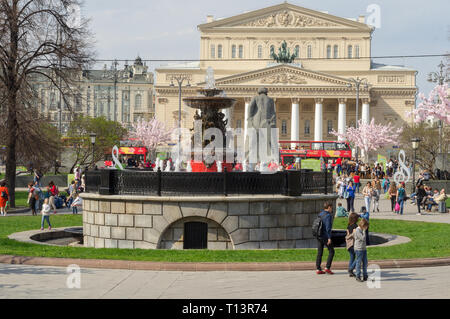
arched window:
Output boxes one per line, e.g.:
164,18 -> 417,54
135,94 -> 142,110
281,120 -> 287,135
257,45 -> 263,59
218,45 -> 223,58
355,45 -> 360,58
270,45 -> 275,56
304,120 -> 311,135
211,44 -> 215,58
295,45 -> 300,57
238,45 -> 243,58
307,45 -> 312,59
232,45 -> 236,58
348,45 -> 353,58
326,45 -> 331,59
333,45 -> 339,59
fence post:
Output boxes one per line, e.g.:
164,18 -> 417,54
157,168 -> 162,197
223,168 -> 228,197
324,167 -> 328,195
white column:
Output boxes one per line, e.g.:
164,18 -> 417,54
362,98 -> 370,124
243,97 -> 251,147
338,98 -> 347,141
291,98 -> 300,149
314,98 -> 324,141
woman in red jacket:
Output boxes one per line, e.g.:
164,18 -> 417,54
47,181 -> 58,214
0,181 -> 9,216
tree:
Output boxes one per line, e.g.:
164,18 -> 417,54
331,118 -> 403,162
129,117 -> 173,161
408,84 -> 450,125
399,123 -> 450,176
0,0 -> 93,207
66,116 -> 127,172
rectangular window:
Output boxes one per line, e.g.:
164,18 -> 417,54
282,120 -> 287,135
218,45 -> 222,58
304,120 -> 310,135
326,45 -> 331,59
239,45 -> 243,58
348,45 -> 353,59
307,45 -> 312,59
232,45 -> 236,59
211,45 -> 215,58
355,45 -> 360,58
327,120 -> 333,134
258,45 -> 263,59
333,45 -> 338,59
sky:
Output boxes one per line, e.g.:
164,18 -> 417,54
82,0 -> 449,96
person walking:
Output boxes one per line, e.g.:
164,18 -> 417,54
315,202 -> 335,275
70,193 -> 82,215
362,182 -> 373,213
372,186 -> 380,213
353,174 -> 361,194
47,181 -> 58,214
346,212 -> 360,277
27,182 -> 39,216
346,182 -> 356,213
416,184 -> 427,216
359,206 -> 371,246
396,182 -> 407,215
388,182 -> 398,213
353,218 -> 370,282
0,181 -> 9,216
40,198 -> 52,230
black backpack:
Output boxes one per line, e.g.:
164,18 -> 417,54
312,214 -> 324,239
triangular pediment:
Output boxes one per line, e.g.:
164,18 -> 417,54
210,64 -> 351,87
199,3 -> 372,31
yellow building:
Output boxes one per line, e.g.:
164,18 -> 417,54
155,2 -> 416,148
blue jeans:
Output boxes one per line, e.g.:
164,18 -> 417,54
355,250 -> 368,279
346,197 -> 355,213
355,183 -> 360,193
72,206 -> 78,214
41,215 -> 51,228
364,197 -> 371,213
397,199 -> 405,215
348,246 -> 356,272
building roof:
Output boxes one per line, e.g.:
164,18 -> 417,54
157,61 -> 201,70
371,62 -> 416,72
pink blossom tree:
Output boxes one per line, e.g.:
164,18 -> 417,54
407,84 -> 450,125
129,118 -> 173,161
332,119 -> 403,162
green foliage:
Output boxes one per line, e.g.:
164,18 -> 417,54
66,116 -> 127,171
0,217 -> 449,262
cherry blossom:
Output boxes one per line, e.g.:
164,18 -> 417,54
129,117 -> 173,155
407,84 -> 450,125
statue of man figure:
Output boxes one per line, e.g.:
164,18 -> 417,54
245,87 -> 278,171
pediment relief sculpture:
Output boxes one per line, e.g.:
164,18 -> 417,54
241,10 -> 338,28
261,73 -> 307,85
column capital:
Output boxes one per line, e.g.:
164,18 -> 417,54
244,97 -> 252,103
291,98 -> 300,104
315,98 -> 324,104
338,98 -> 347,104
362,98 -> 370,104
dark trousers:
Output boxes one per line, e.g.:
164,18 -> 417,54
390,196 -> 397,211
316,239 -> 335,270
417,197 -> 424,213
29,198 -> 37,215
346,197 -> 355,213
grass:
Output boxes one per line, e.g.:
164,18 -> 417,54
1,216 -> 450,263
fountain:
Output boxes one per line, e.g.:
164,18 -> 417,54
183,67 -> 237,172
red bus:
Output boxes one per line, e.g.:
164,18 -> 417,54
279,140 -> 352,166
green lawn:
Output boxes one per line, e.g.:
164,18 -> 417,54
1,216 -> 450,262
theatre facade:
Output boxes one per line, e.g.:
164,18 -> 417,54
155,2 -> 417,152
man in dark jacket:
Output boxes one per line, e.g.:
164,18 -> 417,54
316,202 -> 335,275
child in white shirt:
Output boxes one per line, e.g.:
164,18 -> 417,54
40,198 -> 52,230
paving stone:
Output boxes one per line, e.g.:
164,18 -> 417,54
234,242 -> 260,250
228,202 -> 249,216
221,216 -> 239,233
269,228 -> 286,241
126,202 -> 143,215
111,227 -> 126,240
135,215 -> 153,228
269,201 -> 286,214
105,214 -> 118,226
135,241 -> 157,250
143,202 -> 163,215
99,201 -> 111,213
94,238 -> 105,249
229,229 -> 249,245
99,226 -> 111,239
118,240 -> 134,249
111,202 -> 126,214
143,228 -> 162,244
207,202 -> 228,224
249,228 -> 269,241
239,215 -> 259,228
118,214 -> 134,227
94,213 -> 105,225
249,202 -> 269,215
259,215 -> 278,228
126,228 -> 143,241
180,202 -> 209,218
152,215 -> 170,233
163,203 -> 182,223
104,239 -> 118,249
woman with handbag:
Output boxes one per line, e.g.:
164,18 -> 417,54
388,182 -> 398,213
396,182 -> 407,215
346,212 -> 360,277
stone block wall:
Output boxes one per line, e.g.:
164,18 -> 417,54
81,194 -> 338,250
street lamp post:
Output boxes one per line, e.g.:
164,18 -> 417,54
411,137 -> 421,193
90,133 -> 97,168
347,77 -> 369,162
169,74 -> 191,161
427,61 -> 450,172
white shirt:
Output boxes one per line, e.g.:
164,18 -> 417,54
41,204 -> 51,216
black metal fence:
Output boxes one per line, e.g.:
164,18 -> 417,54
85,169 -> 334,197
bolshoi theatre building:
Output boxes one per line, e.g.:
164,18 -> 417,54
155,2 -> 417,151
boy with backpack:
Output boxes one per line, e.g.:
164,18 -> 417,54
313,202 -> 335,275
